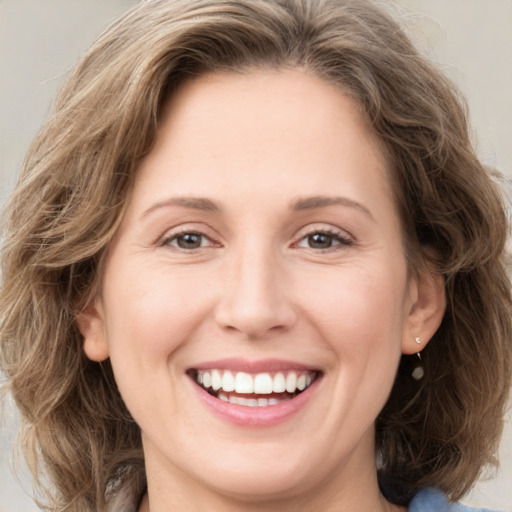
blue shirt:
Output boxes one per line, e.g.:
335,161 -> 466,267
409,488 -> 502,512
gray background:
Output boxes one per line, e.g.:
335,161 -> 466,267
0,1 -> 511,510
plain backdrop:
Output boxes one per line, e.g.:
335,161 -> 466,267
0,1 -> 511,511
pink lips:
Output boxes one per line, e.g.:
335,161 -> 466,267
187,358 -> 322,427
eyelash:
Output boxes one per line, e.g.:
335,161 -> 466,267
294,228 -> 354,252
159,228 -> 217,250
158,227 -> 353,252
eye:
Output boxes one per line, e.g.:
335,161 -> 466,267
162,231 -> 212,250
295,230 -> 353,250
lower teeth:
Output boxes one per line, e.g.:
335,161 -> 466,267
213,390 -> 295,407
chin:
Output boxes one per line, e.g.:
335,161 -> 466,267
201,470 -> 313,503
184,444 -> 334,504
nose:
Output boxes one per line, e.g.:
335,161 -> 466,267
214,246 -> 298,340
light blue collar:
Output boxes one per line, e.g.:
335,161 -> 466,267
409,488 -> 502,512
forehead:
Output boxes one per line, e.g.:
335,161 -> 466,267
153,69 -> 387,167
130,68 -> 398,220
162,68 -> 381,149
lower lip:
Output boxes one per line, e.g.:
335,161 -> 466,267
190,377 -> 321,427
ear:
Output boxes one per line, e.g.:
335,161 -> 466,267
402,268 -> 446,355
76,298 -> 109,362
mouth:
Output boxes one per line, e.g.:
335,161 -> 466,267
186,368 -> 321,408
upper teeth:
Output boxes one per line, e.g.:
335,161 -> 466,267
197,370 -> 314,395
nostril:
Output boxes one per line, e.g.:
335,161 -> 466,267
214,300 -> 297,340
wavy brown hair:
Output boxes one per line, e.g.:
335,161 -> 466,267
1,0 -> 511,510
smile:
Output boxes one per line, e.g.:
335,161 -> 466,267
188,369 -> 319,408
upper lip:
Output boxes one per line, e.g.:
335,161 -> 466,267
189,358 -> 320,373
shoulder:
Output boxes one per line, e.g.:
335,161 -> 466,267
408,488 -> 503,512
104,470 -> 147,512
105,482 -> 144,512
105,486 -> 138,512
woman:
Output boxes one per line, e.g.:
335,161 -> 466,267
1,0 -> 510,511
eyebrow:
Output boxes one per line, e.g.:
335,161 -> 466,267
142,197 -> 221,218
141,194 -> 374,220
291,195 -> 374,220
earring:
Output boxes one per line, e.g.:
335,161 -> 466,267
412,337 -> 424,380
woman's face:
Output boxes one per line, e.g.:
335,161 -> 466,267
81,69 -> 442,504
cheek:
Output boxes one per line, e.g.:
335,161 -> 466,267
303,263 -> 408,352
104,262 -> 210,358
302,262 -> 408,413
101,264 -> 211,427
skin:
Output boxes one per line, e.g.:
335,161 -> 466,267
79,68 -> 445,512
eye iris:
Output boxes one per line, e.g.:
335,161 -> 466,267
308,233 -> 333,249
177,233 -> 202,249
